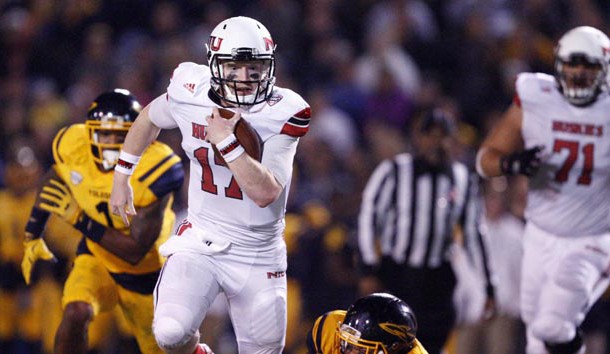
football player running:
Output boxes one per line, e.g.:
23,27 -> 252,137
22,89 -> 184,354
476,26 -> 610,354
110,16 -> 311,354
306,293 -> 428,354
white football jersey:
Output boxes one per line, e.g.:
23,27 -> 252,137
157,62 -> 310,247
518,72 -> 610,236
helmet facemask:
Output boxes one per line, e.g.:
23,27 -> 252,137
337,323 -> 412,354
556,54 -> 608,106
87,116 -> 131,171
209,48 -> 275,106
338,323 -> 387,354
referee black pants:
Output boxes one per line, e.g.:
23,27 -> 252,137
379,256 -> 456,354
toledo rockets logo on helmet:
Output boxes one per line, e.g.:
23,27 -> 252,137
206,16 -> 276,106
86,89 -> 141,171
337,293 -> 417,354
555,26 -> 610,106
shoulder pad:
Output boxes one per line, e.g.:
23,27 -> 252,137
167,62 -> 211,104
135,141 -> 184,197
52,124 -> 89,166
135,142 -> 182,182
515,72 -> 557,106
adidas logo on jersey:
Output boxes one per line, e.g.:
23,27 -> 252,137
183,83 -> 196,93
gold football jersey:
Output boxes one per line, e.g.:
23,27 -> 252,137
307,310 -> 429,354
51,124 -> 183,274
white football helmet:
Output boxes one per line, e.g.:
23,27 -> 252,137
206,16 -> 276,106
555,26 -> 610,106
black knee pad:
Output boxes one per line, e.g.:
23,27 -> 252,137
544,329 -> 583,354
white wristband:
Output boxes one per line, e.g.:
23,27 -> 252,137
115,151 -> 141,176
475,148 -> 490,179
222,145 -> 245,163
216,134 -> 245,163
216,134 -> 237,150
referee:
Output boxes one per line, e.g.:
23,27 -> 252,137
357,108 -> 494,354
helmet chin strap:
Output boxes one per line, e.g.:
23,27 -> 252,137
557,61 -> 607,106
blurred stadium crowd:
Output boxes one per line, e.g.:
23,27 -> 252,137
2,0 -> 610,353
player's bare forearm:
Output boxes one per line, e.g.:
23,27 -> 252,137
122,105 -> 162,155
477,103 -> 524,177
227,154 -> 282,207
129,194 -> 169,252
99,194 -> 170,264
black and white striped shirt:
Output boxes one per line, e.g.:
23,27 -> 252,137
358,153 -> 491,279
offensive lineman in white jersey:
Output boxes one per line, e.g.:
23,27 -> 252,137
109,16 -> 310,354
476,26 -> 610,354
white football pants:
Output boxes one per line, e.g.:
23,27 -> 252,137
153,240 -> 288,354
521,222 -> 610,354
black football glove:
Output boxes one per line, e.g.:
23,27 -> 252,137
500,145 -> 544,176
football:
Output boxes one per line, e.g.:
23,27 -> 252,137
212,108 -> 263,166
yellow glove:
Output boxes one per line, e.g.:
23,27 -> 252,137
38,178 -> 81,225
21,238 -> 57,285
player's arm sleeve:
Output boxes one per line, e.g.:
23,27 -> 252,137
149,93 -> 178,129
261,134 -> 298,188
142,156 -> 185,198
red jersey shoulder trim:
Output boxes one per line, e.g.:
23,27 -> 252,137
281,107 -> 311,137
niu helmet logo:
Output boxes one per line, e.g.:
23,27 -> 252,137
263,37 -> 274,51
209,36 -> 223,51
378,323 -> 414,342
